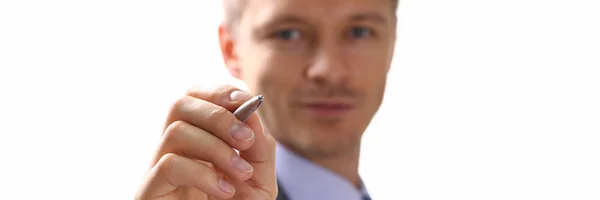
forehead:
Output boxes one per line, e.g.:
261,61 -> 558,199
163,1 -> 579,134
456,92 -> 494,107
242,0 -> 394,26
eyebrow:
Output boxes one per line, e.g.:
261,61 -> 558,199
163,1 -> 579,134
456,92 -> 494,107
254,12 -> 389,32
258,14 -> 307,28
348,12 -> 388,24
252,14 -> 307,37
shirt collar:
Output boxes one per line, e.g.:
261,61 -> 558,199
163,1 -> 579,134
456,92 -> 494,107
275,142 -> 369,200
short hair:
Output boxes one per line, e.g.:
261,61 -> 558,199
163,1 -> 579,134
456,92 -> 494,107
221,0 -> 246,33
221,0 -> 398,32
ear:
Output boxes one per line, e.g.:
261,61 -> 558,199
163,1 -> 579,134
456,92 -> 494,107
218,24 -> 242,79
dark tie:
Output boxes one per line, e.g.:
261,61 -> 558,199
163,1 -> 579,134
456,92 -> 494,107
362,195 -> 372,200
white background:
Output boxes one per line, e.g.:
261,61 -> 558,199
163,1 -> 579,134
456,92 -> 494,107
1,0 -> 599,199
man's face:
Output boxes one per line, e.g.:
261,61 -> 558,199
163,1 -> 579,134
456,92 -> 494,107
221,0 -> 396,156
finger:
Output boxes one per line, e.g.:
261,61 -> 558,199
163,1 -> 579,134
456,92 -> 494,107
186,85 -> 276,190
141,153 -> 235,200
239,113 -> 278,196
164,86 -> 256,152
154,120 -> 255,181
185,84 -> 254,112
186,85 -> 276,194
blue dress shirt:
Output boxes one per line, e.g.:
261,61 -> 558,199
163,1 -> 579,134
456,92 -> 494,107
275,143 -> 371,200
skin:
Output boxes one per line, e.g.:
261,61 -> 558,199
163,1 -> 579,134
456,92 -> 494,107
136,86 -> 278,200
221,0 -> 396,188
136,0 -> 396,199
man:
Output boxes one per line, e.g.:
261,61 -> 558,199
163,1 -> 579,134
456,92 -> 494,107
135,0 -> 397,199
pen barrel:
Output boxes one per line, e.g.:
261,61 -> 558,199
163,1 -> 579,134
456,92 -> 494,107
233,95 -> 263,122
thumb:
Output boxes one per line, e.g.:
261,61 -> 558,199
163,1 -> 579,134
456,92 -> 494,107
240,113 -> 277,194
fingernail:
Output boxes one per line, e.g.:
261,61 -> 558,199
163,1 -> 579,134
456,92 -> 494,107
229,90 -> 251,101
232,156 -> 253,173
218,177 -> 235,194
230,123 -> 254,141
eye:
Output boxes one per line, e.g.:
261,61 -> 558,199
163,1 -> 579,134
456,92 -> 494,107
273,29 -> 302,41
349,27 -> 374,39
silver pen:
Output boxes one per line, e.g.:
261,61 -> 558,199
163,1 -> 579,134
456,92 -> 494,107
233,95 -> 264,122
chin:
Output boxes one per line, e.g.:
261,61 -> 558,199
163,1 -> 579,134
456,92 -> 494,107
292,128 -> 363,157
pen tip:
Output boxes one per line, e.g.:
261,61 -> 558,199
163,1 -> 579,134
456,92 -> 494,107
257,95 -> 264,101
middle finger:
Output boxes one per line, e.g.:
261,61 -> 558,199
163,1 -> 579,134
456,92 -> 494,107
158,120 -> 255,181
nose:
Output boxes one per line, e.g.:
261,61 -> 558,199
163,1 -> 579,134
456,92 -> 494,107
306,43 -> 349,85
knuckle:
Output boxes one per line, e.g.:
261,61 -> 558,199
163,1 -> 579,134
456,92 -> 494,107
163,121 -> 188,144
186,84 -> 239,101
184,86 -> 210,99
184,86 -> 204,96
171,96 -> 196,113
215,84 -> 238,94
158,153 -> 179,171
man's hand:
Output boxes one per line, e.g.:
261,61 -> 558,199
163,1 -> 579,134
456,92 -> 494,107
135,85 -> 277,200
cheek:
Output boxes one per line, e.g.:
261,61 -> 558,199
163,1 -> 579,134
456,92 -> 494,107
240,41 -> 308,92
347,53 -> 390,87
251,59 -> 302,100
257,53 -> 307,88
258,65 -> 300,93
256,70 -> 278,93
344,48 -> 390,108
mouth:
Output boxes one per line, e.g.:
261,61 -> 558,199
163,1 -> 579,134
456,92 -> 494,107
297,101 -> 356,118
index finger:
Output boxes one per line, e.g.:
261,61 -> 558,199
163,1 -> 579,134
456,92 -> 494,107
185,85 -> 275,161
160,85 -> 257,154
180,84 -> 277,190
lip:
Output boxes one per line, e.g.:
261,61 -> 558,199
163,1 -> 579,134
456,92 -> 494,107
297,100 -> 356,118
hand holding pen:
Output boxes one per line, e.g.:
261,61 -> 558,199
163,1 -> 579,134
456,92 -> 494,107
136,85 -> 277,200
